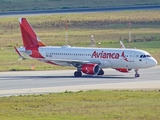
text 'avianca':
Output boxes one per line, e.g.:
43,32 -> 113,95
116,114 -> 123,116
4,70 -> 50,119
91,51 -> 120,59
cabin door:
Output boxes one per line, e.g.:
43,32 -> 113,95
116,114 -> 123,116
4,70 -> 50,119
129,52 -> 135,67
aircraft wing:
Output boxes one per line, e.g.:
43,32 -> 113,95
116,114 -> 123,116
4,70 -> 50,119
43,58 -> 101,66
52,59 -> 100,64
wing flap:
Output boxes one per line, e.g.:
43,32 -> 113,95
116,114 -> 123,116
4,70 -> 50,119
43,58 -> 101,66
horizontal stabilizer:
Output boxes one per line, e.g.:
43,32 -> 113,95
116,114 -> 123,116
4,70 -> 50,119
14,46 -> 26,60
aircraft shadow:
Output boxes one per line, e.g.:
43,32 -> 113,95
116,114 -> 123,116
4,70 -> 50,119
1,74 -> 136,80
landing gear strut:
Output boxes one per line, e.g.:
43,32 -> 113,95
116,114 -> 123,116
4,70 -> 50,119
97,69 -> 104,75
134,68 -> 140,77
74,71 -> 82,77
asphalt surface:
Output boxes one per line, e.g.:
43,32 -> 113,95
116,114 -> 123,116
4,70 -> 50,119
0,66 -> 159,97
0,5 -> 160,17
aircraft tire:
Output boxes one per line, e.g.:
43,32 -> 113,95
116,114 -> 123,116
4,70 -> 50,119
135,74 -> 140,77
74,71 -> 82,77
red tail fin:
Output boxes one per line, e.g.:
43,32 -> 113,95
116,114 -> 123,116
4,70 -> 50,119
19,18 -> 45,47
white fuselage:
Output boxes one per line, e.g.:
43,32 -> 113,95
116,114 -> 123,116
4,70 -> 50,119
23,45 -> 157,69
17,18 -> 158,77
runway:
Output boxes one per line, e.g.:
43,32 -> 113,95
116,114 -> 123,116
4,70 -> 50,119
0,66 -> 160,97
0,5 -> 160,17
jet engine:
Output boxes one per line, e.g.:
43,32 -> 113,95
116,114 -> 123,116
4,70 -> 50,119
81,64 -> 99,75
115,68 -> 132,73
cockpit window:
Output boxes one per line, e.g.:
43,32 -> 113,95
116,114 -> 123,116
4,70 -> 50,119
146,55 -> 151,57
140,54 -> 151,58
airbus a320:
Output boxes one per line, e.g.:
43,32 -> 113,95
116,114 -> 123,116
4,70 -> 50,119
14,18 -> 157,77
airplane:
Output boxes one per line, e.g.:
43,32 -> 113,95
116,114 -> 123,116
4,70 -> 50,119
14,18 -> 157,78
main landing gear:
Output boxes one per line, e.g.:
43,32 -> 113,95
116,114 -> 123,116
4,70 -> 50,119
74,71 -> 82,77
74,69 -> 104,77
134,68 -> 140,77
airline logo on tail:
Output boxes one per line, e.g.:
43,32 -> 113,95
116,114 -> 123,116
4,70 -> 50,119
18,18 -> 45,59
19,18 -> 45,47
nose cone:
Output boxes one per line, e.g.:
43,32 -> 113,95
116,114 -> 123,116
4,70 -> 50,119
150,58 -> 157,67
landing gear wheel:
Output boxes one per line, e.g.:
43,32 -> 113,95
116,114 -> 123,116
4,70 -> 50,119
97,69 -> 104,75
135,74 -> 140,77
134,68 -> 140,77
74,71 -> 82,77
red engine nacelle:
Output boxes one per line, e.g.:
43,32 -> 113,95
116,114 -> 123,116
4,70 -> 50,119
115,68 -> 132,73
81,64 -> 99,75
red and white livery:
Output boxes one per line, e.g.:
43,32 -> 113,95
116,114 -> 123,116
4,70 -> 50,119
15,18 -> 157,77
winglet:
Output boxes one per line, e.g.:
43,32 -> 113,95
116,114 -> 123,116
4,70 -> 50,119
120,41 -> 125,49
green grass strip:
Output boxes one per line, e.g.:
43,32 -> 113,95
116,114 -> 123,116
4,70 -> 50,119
0,90 -> 160,120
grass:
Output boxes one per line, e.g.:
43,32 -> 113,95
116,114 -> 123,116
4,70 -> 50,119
0,11 -> 160,71
0,90 -> 159,120
0,0 -> 160,12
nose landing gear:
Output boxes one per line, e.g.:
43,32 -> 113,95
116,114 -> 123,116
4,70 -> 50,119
134,68 -> 140,77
